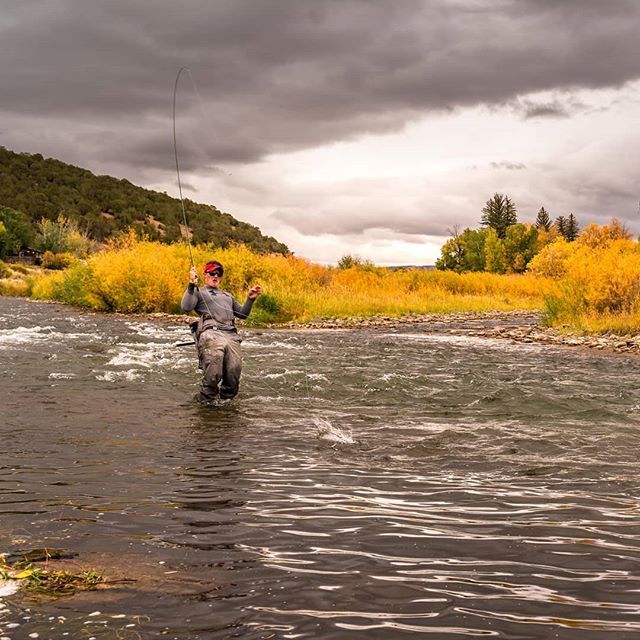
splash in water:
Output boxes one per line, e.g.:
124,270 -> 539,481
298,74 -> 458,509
314,417 -> 355,444
0,575 -> 19,606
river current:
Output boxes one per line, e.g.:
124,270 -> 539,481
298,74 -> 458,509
1,297 -> 639,639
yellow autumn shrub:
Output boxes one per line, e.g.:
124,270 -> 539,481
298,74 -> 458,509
541,235 -> 640,332
527,237 -> 574,278
577,218 -> 632,249
41,251 -> 77,270
30,237 -> 552,321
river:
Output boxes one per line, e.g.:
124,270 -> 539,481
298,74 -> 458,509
1,297 -> 639,639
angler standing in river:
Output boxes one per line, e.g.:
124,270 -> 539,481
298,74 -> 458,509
181,260 -> 262,403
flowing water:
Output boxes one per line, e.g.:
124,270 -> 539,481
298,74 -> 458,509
1,297 -> 639,639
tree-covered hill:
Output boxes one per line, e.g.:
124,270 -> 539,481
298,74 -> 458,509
0,146 -> 289,254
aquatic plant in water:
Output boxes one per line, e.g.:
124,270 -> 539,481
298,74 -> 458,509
0,554 -> 104,597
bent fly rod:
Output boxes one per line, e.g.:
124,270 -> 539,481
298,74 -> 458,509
172,66 -> 225,347
173,66 -> 195,269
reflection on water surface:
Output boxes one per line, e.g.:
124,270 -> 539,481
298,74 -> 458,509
1,298 -> 640,639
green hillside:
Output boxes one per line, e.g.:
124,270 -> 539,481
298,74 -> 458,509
0,146 -> 288,254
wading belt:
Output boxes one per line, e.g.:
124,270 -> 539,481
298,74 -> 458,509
190,317 -> 237,339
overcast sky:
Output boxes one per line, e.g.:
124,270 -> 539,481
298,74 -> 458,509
2,0 -> 640,264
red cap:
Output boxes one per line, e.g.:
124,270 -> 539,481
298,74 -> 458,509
204,260 -> 224,276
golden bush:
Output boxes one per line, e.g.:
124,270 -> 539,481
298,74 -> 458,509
30,238 -> 552,321
577,219 -> 632,249
541,236 -> 640,331
527,238 -> 574,278
42,251 -> 77,270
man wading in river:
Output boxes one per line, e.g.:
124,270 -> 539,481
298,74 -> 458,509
181,261 -> 262,403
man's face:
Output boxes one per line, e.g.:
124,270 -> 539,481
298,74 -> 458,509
204,269 -> 222,288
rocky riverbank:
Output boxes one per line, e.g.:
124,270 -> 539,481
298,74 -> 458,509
466,324 -> 640,354
275,310 -> 536,330
275,311 -> 640,355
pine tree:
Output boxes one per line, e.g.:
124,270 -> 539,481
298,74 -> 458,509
535,207 -> 551,231
564,213 -> 579,241
480,193 -> 518,239
555,215 -> 567,238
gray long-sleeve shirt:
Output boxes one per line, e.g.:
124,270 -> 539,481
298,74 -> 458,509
181,284 -> 255,330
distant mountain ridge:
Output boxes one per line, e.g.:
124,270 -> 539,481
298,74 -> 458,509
0,147 -> 289,254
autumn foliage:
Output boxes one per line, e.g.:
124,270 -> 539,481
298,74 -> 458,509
528,220 -> 640,332
27,220 -> 640,333
30,233 -> 551,323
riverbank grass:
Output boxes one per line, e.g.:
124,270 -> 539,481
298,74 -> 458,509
0,259 -> 37,296
29,237 -> 553,323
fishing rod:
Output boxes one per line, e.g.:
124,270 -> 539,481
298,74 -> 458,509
171,73 -> 315,403
173,66 -> 195,269
172,66 -> 238,344
173,66 -> 208,343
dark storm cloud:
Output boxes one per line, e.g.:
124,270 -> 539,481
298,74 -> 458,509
558,175 -> 640,229
2,0 -> 640,174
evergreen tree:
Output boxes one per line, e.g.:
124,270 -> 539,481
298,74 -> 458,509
565,213 -> 579,241
480,193 -> 517,239
535,207 -> 551,231
555,214 -> 579,241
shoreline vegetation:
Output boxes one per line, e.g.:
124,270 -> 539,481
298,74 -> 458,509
5,233 -> 552,321
1,217 -> 639,346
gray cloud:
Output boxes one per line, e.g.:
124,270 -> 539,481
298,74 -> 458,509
272,207 -> 448,237
2,0 -> 640,174
555,176 -> 640,228
250,142 -> 640,246
520,100 -> 571,119
490,161 -> 527,170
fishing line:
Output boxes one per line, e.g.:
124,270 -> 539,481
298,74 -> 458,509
173,67 -> 230,197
